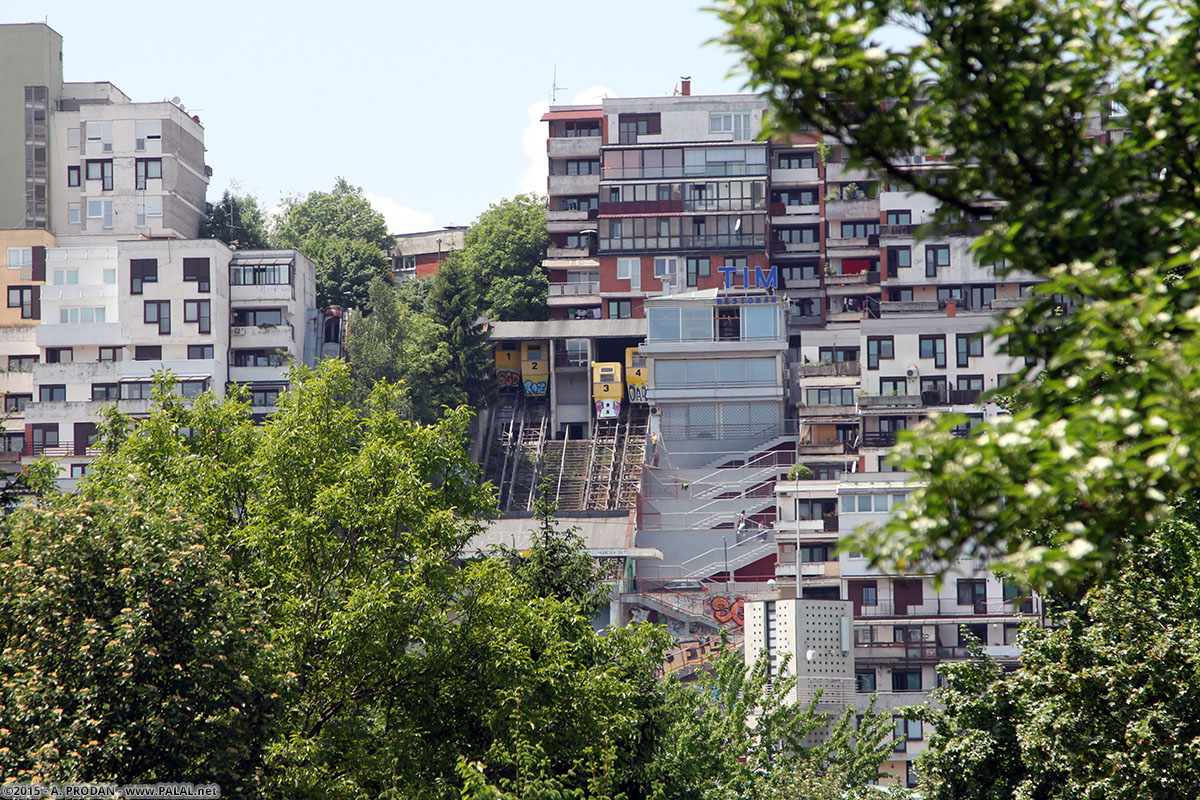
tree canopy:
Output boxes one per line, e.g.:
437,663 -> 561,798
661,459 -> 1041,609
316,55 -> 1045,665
200,189 -> 270,250
458,194 -> 550,322
270,178 -> 394,309
718,0 -> 1200,592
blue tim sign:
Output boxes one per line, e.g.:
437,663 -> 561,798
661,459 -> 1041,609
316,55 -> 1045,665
719,265 -> 778,290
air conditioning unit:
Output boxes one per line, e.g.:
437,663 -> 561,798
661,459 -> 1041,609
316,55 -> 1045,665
906,366 -> 919,378
649,406 -> 662,416
232,326 -> 246,335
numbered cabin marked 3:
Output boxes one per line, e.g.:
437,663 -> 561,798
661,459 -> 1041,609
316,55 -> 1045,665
592,361 -> 623,419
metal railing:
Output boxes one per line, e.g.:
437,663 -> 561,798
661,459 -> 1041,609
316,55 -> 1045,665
547,282 -> 600,297
855,598 -> 1038,618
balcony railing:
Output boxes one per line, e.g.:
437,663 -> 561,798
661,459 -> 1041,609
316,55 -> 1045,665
600,234 -> 767,253
771,240 -> 821,254
858,394 -> 922,409
547,281 -> 600,297
861,432 -> 897,448
825,271 -> 881,286
919,389 -> 983,405
856,598 -> 1038,619
796,361 -> 861,378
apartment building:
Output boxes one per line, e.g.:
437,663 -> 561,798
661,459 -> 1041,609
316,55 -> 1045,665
390,226 -> 466,281
471,82 -> 1097,786
11,240 -> 317,483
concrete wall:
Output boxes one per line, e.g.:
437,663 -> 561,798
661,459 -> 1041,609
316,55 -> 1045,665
0,24 -> 63,230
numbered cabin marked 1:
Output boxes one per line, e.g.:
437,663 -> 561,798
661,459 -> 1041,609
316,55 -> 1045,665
625,346 -> 648,404
494,341 -> 521,390
592,361 -> 623,419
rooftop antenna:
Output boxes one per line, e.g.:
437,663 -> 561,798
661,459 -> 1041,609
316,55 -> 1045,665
550,65 -> 566,104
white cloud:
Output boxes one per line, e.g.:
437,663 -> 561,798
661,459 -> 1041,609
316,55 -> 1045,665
365,193 -> 437,234
518,85 -> 617,197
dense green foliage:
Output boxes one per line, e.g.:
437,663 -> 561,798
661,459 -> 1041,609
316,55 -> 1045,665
717,0 -> 1200,591
917,520 -> 1200,799
458,194 -> 550,322
0,366 -> 895,799
200,189 -> 270,250
271,178 -> 394,309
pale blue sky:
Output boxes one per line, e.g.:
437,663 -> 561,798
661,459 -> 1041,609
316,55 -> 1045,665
13,0 -> 748,232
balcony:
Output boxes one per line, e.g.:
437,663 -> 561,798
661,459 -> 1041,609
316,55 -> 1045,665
547,246 -> 592,259
825,198 -> 879,219
231,283 -> 294,303
788,311 -> 823,327
991,296 -> 1027,310
231,323 -> 295,349
547,174 -> 599,195
548,137 -> 601,157
858,394 -> 922,410
880,300 -> 940,314
546,209 -> 592,223
826,235 -> 878,249
856,597 -> 1039,619
796,440 -> 856,455
920,389 -> 984,405
825,271 -> 880,286
776,560 -> 841,578
798,404 -> 858,419
771,240 -> 821,254
548,281 -> 600,298
771,167 -> 820,185
861,431 -> 896,448
795,361 -> 861,378
879,223 -> 918,239
37,322 -> 121,348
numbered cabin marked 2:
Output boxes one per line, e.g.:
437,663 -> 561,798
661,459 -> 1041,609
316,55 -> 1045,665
521,340 -> 550,398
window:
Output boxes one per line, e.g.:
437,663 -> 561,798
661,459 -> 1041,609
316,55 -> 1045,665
806,387 -> 856,406
58,307 -> 106,325
855,672 -> 877,693
773,188 -> 818,206
616,257 -> 638,280
85,159 -> 113,191
919,335 -> 946,368
619,113 -> 661,143
7,287 -> 36,319
862,584 -> 878,605
709,111 -> 752,140
886,246 -> 910,278
180,380 -> 208,398
135,158 -> 162,189
7,247 -> 32,269
68,203 -> 81,224
67,127 -> 79,150
774,226 -> 818,243
817,346 -> 858,364
133,345 -> 162,361
896,717 -> 923,740
957,333 -> 984,367
86,199 -> 114,229
741,305 -> 778,340
926,244 -> 950,276
886,210 -> 912,225
957,375 -> 985,392
653,257 -> 677,279
840,220 -> 879,238
233,349 -> 287,367
957,579 -> 987,606
130,259 -> 158,294
250,386 -> 282,406
892,670 -> 922,692
45,348 -> 72,364
70,464 -> 89,479
888,287 -> 913,301
907,761 -> 919,789
136,196 -> 163,227
565,159 -> 600,175
188,344 -> 214,360
4,395 -> 30,413
685,257 -> 710,287
39,385 -> 66,402
799,543 -> 834,562
103,268 -> 116,285
135,120 -> 161,151
232,308 -> 283,327
67,165 -> 80,187
778,151 -> 816,169
880,376 -> 906,395
92,383 -> 120,401
1004,623 -> 1019,645
184,300 -> 211,334
866,336 -> 894,370
122,382 -> 154,400
938,285 -> 964,303
52,269 -> 79,286
86,121 -> 113,152
98,347 -> 122,362
607,300 -> 632,319
8,355 -> 37,372
970,284 -> 996,308
30,424 -> 58,452
144,300 -> 170,334
231,260 -> 290,286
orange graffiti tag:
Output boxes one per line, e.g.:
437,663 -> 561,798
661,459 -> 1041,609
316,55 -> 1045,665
709,596 -> 744,626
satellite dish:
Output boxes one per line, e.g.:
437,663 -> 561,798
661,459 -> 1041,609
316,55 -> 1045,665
171,96 -> 181,104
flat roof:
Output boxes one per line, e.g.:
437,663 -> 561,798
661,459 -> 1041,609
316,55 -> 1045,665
488,318 -> 646,340
468,514 -> 660,559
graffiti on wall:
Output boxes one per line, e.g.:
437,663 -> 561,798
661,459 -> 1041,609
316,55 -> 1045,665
709,595 -> 745,627
497,370 -> 521,390
658,635 -> 722,677
524,380 -> 548,397
595,556 -> 627,581
627,383 -> 648,403
596,398 -> 620,419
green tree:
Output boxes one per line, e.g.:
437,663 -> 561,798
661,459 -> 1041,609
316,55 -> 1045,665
271,178 -> 394,309
421,252 -> 498,417
717,0 -> 1200,591
916,519 -> 1200,800
0,499 -> 273,796
459,195 -> 549,322
201,189 -> 270,249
